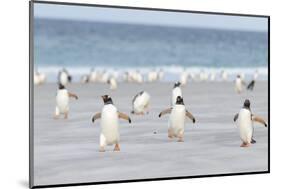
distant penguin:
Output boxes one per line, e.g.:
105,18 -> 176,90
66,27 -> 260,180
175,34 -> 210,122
247,70 -> 259,91
210,72 -> 216,81
135,71 -> 143,83
235,75 -> 245,94
172,82 -> 182,106
107,77 -> 118,90
199,70 -> 208,81
54,83 -> 78,119
80,75 -> 89,84
89,69 -> 98,83
233,99 -> 267,147
131,91 -> 150,115
34,71 -> 46,85
92,95 -> 132,152
58,68 -> 72,85
158,69 -> 164,81
148,70 -> 158,82
221,70 -> 228,81
180,71 -> 188,86
34,72 -> 40,85
159,96 -> 196,142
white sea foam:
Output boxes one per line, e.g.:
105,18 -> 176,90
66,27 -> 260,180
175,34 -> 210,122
35,65 -> 268,83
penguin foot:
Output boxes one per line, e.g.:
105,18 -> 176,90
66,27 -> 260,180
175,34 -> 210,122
114,144 -> 120,151
240,143 -> 250,147
251,139 -> 257,144
177,138 -> 184,142
99,147 -> 105,152
53,115 -> 59,119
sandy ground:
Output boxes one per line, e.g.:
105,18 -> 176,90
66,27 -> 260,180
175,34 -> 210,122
33,81 -> 268,186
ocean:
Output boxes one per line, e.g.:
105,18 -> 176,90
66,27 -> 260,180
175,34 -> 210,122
34,18 -> 268,82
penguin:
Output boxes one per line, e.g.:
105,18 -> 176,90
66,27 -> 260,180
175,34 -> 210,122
34,72 -> 40,85
233,99 -> 267,147
171,82 -> 182,106
180,70 -> 188,86
235,75 -> 246,94
221,70 -> 228,81
158,69 -> 164,81
80,74 -> 89,84
92,95 -> 132,152
89,69 -> 98,83
210,72 -> 216,81
159,96 -> 196,142
131,91 -> 150,115
148,70 -> 158,82
34,71 -> 46,85
58,68 -> 72,85
247,70 -> 259,91
54,83 -> 78,119
107,77 -> 118,90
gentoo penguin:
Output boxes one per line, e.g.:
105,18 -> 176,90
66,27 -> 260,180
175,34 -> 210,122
233,99 -> 267,147
158,69 -> 164,81
180,70 -> 188,86
89,69 -> 98,83
34,71 -> 46,85
171,82 -> 182,106
210,72 -> 216,81
54,83 -> 78,119
80,74 -> 89,84
107,77 -> 118,90
247,70 -> 259,91
159,96 -> 196,142
92,95 -> 132,152
221,70 -> 228,81
235,75 -> 246,94
131,91 -> 150,115
148,70 -> 158,82
58,68 -> 72,86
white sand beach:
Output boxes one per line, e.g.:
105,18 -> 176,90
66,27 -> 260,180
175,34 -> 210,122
33,81 -> 268,186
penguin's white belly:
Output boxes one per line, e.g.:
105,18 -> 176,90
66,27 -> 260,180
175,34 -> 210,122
56,91 -> 69,113
237,110 -> 253,143
169,106 -> 185,136
133,93 -> 150,113
235,80 -> 242,92
60,73 -> 68,85
101,106 -> 119,145
172,88 -> 182,105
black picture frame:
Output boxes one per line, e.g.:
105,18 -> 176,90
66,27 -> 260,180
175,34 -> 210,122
29,1 -> 270,188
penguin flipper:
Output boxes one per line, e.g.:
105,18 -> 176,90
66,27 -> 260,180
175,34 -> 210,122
92,112 -> 101,123
233,113 -> 239,122
252,115 -> 267,127
251,138 -> 257,144
185,110 -> 196,123
159,108 -> 172,117
68,92 -> 78,100
118,112 -> 131,123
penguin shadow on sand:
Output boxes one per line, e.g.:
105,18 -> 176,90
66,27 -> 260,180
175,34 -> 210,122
91,95 -> 132,152
53,83 -> 78,119
233,99 -> 267,148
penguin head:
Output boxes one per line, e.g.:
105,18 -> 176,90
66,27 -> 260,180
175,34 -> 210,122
58,83 -> 65,90
237,74 -> 241,78
176,96 -> 184,105
174,82 -> 181,88
243,99 -> 251,109
102,95 -> 113,105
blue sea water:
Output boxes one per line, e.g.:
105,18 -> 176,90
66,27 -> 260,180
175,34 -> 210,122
34,18 -> 268,81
